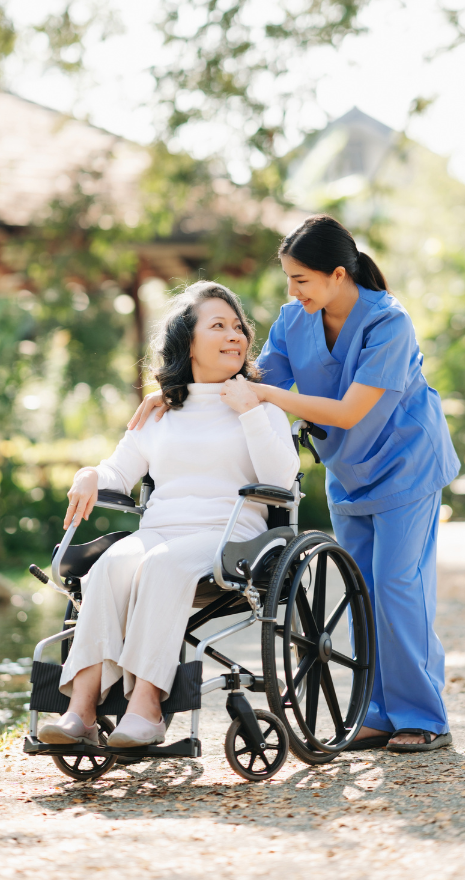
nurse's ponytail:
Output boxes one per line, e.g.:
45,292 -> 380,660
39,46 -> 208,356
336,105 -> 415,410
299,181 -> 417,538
279,214 -> 388,292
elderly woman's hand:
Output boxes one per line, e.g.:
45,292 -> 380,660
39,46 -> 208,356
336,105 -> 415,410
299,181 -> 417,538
220,375 -> 262,414
127,390 -> 169,430
64,468 -> 99,529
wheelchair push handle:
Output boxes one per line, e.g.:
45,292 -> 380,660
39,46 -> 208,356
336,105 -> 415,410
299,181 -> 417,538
291,419 -> 327,464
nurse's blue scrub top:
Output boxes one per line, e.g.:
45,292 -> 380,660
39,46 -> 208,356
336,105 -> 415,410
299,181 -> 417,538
257,285 -> 460,516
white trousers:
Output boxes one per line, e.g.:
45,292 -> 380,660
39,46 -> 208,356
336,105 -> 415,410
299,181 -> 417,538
59,528 -> 223,703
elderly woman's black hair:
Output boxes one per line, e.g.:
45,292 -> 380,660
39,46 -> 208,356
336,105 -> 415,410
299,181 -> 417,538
151,281 -> 261,408
279,214 -> 388,293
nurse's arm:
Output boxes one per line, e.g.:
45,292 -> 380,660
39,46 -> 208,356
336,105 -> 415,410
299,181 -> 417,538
254,382 -> 385,430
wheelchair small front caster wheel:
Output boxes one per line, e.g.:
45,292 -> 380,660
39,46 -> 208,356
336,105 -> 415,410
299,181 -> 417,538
52,716 -> 117,781
225,709 -> 289,782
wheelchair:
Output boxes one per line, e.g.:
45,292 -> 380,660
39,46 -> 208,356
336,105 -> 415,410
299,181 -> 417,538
24,420 -> 375,782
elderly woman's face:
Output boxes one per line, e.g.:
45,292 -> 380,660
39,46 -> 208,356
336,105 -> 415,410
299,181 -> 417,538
190,298 -> 248,383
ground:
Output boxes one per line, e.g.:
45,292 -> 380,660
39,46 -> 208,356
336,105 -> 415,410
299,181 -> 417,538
2,525 -> 465,879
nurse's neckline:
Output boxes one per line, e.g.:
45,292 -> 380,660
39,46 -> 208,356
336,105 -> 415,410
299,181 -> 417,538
322,285 -> 360,353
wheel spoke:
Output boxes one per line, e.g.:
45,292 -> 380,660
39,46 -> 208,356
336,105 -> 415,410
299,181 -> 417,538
321,664 -> 345,733
281,652 -> 314,705
289,630 -> 317,652
325,593 -> 350,634
331,650 -> 368,671
90,756 -> 99,769
261,753 -> 271,769
295,584 -> 319,640
235,745 -> 252,756
261,725 -> 273,739
305,663 -> 322,735
247,753 -> 257,771
73,756 -> 83,770
276,624 -> 316,652
312,552 -> 327,632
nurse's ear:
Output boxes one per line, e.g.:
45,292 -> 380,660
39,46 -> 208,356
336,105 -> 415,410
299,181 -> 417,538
332,266 -> 348,285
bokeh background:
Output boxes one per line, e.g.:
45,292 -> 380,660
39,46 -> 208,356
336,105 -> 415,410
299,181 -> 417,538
1,0 -> 465,571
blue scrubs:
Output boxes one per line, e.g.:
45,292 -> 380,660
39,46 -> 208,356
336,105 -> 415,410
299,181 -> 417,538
257,285 -> 459,733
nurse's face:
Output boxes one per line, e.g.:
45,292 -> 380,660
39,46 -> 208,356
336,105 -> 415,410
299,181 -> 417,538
281,254 -> 347,314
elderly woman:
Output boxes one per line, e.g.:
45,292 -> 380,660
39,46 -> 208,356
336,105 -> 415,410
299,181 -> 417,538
39,282 -> 299,749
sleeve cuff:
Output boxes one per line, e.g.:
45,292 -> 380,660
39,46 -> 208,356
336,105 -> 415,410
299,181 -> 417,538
95,464 -> 117,490
238,404 -> 270,434
353,369 -> 405,393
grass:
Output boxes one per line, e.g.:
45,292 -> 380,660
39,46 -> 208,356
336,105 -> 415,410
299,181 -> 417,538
1,555 -> 52,591
0,717 -> 29,750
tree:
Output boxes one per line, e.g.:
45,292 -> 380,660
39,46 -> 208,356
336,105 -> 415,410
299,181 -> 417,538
153,0 -> 369,173
0,2 -> 122,79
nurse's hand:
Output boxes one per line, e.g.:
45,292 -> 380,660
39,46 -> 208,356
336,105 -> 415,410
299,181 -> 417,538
64,468 -> 99,529
220,375 -> 261,414
127,390 -> 169,430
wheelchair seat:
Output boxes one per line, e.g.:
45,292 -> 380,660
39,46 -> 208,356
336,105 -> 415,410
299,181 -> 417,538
53,524 -> 294,597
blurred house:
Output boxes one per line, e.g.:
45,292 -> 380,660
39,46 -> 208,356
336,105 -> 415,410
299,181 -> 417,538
286,106 -> 465,255
286,107 -> 396,211
0,90 -> 209,282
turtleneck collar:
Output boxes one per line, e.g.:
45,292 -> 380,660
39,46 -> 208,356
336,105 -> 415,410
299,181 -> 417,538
187,383 -> 224,395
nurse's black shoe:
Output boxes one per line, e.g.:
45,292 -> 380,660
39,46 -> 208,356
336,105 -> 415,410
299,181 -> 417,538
347,733 -> 391,751
386,729 -> 452,752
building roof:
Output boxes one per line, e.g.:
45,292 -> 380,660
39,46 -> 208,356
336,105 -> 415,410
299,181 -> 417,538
286,106 -> 398,208
0,90 -> 151,227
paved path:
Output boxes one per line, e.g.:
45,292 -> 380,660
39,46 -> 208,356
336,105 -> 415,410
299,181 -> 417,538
2,524 -> 465,879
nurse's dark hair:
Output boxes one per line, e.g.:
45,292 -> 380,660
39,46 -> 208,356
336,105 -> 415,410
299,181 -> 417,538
279,214 -> 388,292
149,280 -> 260,408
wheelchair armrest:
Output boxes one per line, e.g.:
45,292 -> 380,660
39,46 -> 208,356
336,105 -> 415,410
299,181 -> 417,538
97,490 -> 136,508
238,483 -> 295,508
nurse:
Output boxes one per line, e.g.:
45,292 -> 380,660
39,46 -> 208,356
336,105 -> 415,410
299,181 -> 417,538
130,214 -> 459,752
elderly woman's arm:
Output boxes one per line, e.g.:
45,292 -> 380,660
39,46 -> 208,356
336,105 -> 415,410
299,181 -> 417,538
64,430 -> 149,529
95,430 -> 150,495
220,374 -> 300,490
239,404 -> 300,490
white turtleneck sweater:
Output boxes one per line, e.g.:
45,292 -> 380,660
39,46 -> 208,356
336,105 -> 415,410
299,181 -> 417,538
95,383 -> 300,541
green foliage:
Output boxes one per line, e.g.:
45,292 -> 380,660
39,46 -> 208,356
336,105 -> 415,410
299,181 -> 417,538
0,5 -> 15,63
153,0 -> 369,161
0,165 -> 146,562
34,2 -> 123,75
0,1 -> 122,79
142,142 -> 214,238
299,451 -> 332,531
435,4 -> 465,53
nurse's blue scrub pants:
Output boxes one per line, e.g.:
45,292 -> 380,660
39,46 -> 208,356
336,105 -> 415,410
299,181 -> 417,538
331,490 -> 448,735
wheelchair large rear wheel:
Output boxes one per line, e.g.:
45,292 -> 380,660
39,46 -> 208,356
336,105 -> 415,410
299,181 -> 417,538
52,715 -> 117,781
262,531 -> 375,765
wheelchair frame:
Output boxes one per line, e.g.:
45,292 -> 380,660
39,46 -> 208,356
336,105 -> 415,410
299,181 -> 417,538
25,419 -> 375,781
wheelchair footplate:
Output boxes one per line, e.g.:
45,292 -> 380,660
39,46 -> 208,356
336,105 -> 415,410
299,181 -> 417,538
24,735 -> 202,759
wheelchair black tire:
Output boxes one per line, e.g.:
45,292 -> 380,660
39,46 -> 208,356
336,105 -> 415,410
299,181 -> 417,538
52,715 -> 118,781
261,530 -> 375,765
224,709 -> 289,782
